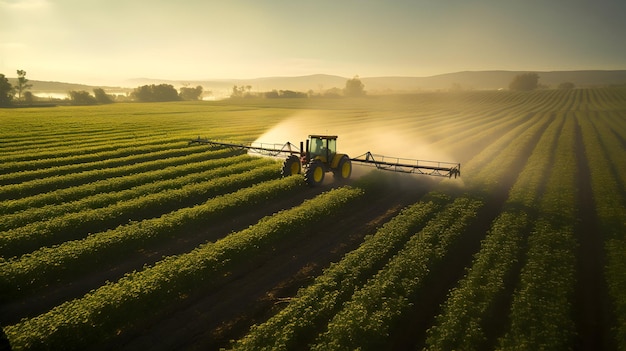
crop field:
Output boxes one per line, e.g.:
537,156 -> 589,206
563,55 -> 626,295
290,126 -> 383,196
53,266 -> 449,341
1,88 -> 626,350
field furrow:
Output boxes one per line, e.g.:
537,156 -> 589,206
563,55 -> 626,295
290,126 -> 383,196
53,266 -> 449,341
308,196 -> 484,351
424,112 -> 565,351
496,114 -> 579,350
3,186 -> 364,350
0,148 -> 242,200
0,150 -> 246,215
0,162 -> 282,258
232,191 -> 449,350
0,141 -> 215,182
0,155 -> 272,231
578,111 -> 626,350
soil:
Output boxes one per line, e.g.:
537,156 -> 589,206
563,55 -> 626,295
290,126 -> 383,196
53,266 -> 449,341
572,120 -> 614,350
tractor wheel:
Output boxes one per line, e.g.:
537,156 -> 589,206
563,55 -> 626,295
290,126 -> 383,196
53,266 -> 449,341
281,155 -> 301,177
304,159 -> 325,186
333,156 -> 352,180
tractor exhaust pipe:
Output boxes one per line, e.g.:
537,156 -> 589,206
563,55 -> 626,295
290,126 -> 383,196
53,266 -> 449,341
305,139 -> 310,163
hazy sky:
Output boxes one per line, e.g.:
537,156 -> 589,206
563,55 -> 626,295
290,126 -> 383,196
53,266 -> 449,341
1,0 -> 625,85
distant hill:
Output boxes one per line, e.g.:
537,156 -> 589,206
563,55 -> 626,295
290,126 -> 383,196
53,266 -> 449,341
11,70 -> 626,96
361,70 -> 626,91
125,70 -> 626,95
6,79 -> 130,98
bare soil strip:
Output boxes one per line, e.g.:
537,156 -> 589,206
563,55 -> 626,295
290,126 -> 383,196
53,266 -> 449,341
573,119 -> 613,350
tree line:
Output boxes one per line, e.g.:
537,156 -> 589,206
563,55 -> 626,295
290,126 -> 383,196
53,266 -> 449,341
65,84 -> 205,105
230,76 -> 367,99
0,71 -> 206,106
0,70 -> 33,106
1,71 -> 580,108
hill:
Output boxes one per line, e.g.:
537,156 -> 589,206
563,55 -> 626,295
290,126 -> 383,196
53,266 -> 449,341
126,70 -> 626,94
10,70 -> 626,97
361,70 -> 626,91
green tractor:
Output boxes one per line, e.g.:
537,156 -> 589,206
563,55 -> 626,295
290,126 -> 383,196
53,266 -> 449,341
281,135 -> 352,186
190,134 -> 460,187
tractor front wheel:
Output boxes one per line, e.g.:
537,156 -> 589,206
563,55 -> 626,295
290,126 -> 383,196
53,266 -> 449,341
334,156 -> 352,180
281,155 -> 301,177
304,160 -> 325,186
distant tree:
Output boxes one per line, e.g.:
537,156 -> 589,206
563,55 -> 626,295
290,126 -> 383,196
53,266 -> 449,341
131,84 -> 180,102
279,90 -> 307,98
152,84 -> 179,101
558,82 -> 575,90
344,76 -> 365,97
16,69 -> 33,101
323,87 -> 343,98
179,85 -> 203,100
231,85 -> 242,98
132,85 -> 152,101
231,85 -> 252,98
509,73 -> 539,91
69,90 -> 97,105
23,91 -> 34,104
263,89 -> 307,98
264,90 -> 279,99
0,74 -> 14,106
93,88 -> 114,104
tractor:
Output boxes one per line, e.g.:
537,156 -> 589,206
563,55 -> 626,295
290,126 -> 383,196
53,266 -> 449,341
189,134 -> 460,187
281,135 -> 352,186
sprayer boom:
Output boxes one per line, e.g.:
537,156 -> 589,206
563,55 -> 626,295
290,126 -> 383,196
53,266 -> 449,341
190,135 -> 460,186
189,137 -> 301,157
350,152 -> 460,178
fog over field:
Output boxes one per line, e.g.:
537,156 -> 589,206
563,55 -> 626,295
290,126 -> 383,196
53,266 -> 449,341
253,112 -> 456,164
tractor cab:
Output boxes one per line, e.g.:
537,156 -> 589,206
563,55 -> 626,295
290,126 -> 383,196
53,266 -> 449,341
308,135 -> 337,163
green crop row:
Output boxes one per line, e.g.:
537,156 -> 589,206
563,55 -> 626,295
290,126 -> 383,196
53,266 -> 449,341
308,196 -> 483,350
233,192 -> 450,350
589,112 -> 626,193
230,102 -> 546,351
0,155 -> 272,231
0,172 -> 307,298
0,141 -> 216,185
0,147 -> 242,200
0,162 -> 281,259
414,95 -> 526,149
496,114 -> 579,350
3,186 -> 364,351
296,101 -> 550,351
438,107 -> 533,160
424,112 -> 565,350
458,112 -> 545,184
578,113 -> 626,350
430,89 -> 562,158
0,149 -> 244,215
462,111 -> 552,192
0,135 -> 188,164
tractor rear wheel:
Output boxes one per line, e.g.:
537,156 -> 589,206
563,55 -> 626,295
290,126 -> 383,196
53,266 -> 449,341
304,159 -> 325,186
281,155 -> 301,177
333,156 -> 352,180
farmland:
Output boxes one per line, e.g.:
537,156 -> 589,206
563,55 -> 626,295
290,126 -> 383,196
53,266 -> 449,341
1,88 -> 626,350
